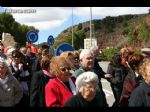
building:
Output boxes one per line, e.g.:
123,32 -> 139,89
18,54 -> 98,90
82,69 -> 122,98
84,38 -> 97,49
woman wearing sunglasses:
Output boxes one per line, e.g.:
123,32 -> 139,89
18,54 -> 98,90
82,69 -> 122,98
45,56 -> 77,107
10,50 -> 30,106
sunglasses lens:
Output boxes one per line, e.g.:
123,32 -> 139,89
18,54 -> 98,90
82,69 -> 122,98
60,67 -> 71,72
13,55 -> 20,58
60,68 -> 66,72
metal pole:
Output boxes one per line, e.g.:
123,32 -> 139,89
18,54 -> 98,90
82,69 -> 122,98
90,7 -> 92,47
72,7 -> 74,47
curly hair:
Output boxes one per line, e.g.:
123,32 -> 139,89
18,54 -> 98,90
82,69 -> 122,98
138,58 -> 150,80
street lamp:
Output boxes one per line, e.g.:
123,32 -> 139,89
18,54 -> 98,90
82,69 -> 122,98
90,7 -> 92,47
72,7 -> 74,48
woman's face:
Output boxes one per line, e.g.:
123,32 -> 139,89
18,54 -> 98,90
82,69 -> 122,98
12,54 -> 21,64
80,81 -> 97,101
56,60 -> 72,82
0,62 -> 7,78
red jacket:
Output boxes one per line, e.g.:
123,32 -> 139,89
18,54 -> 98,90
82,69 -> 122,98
45,77 -> 76,107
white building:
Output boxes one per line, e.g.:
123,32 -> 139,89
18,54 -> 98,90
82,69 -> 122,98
84,38 -> 97,49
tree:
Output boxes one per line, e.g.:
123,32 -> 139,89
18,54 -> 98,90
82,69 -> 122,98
0,13 -> 38,46
78,23 -> 82,30
139,20 -> 150,43
127,25 -> 135,45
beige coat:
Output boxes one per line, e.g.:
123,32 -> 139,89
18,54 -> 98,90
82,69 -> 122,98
0,75 -> 23,107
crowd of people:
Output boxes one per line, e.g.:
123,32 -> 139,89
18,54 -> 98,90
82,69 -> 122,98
0,41 -> 150,107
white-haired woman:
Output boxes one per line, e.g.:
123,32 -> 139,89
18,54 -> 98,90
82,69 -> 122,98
64,71 -> 106,107
0,58 -> 23,106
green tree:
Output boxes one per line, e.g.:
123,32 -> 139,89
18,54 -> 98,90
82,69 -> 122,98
127,25 -> 135,45
74,30 -> 86,49
139,20 -> 150,43
0,13 -> 38,46
78,23 -> 82,30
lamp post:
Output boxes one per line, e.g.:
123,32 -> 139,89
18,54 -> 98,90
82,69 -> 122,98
72,7 -> 74,47
90,7 -> 92,47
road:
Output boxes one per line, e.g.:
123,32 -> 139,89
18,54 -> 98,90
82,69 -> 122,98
99,61 -> 115,107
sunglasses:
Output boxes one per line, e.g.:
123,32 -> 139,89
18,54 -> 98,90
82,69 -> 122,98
13,55 -> 21,58
59,67 -> 71,72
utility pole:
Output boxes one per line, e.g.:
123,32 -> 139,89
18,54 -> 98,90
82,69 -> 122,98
90,7 -> 92,47
72,7 -> 74,47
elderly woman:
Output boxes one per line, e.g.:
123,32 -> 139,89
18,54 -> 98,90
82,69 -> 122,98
10,50 -> 30,106
60,51 -> 76,69
64,71 -> 106,107
129,58 -> 150,107
6,47 -> 15,66
45,56 -> 77,107
0,58 -> 23,106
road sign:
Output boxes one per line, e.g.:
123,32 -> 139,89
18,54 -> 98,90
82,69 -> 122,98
55,43 -> 74,56
26,31 -> 38,43
47,35 -> 54,46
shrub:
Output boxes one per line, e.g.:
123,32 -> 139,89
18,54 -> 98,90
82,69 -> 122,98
102,47 -> 119,61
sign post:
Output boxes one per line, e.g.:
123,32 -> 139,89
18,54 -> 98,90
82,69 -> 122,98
55,43 -> 74,56
26,31 -> 38,43
47,35 -> 55,56
47,35 -> 54,46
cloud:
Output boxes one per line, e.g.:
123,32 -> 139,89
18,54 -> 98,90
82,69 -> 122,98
3,7 -> 150,31
74,7 -> 150,18
5,7 -> 71,31
24,20 -> 64,31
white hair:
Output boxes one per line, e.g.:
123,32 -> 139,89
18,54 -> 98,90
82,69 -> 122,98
79,49 -> 92,60
0,58 -> 12,76
75,71 -> 99,91
7,48 -> 15,55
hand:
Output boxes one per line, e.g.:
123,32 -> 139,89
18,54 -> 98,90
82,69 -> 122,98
104,74 -> 112,78
18,63 -> 23,70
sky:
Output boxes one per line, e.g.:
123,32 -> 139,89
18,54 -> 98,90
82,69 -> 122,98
0,7 -> 150,45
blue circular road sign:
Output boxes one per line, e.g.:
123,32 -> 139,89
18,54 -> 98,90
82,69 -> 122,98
26,31 -> 38,43
55,43 -> 74,56
47,35 -> 54,46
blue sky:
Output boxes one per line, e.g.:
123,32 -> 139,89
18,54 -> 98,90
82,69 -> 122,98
0,7 -> 150,45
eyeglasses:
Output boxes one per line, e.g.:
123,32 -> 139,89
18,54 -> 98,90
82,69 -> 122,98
59,67 -> 71,72
13,55 -> 21,58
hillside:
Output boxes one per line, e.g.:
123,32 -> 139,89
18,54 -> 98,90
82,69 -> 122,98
53,13 -> 150,50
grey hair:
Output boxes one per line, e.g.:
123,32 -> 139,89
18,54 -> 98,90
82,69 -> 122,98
0,58 -> 12,76
75,71 -> 99,91
79,49 -> 93,60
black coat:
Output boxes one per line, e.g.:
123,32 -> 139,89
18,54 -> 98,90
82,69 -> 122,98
93,58 -> 106,79
32,56 -> 42,73
129,80 -> 150,107
30,70 -> 53,107
119,68 -> 143,107
63,91 -> 107,107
